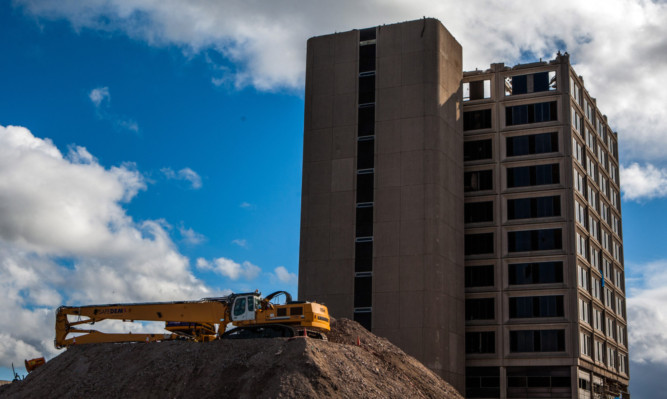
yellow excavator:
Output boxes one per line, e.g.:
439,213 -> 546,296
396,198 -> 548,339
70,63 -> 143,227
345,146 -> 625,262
55,291 -> 330,348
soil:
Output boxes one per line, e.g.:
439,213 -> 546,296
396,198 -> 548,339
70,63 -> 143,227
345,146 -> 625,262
0,318 -> 462,398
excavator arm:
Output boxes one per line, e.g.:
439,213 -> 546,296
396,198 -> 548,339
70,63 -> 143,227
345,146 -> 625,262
55,299 -> 231,348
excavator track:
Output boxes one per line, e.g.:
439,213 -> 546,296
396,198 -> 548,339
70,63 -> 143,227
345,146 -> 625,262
221,324 -> 327,340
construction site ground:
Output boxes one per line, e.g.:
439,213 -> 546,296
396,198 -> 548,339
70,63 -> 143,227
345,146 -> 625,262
0,318 -> 462,398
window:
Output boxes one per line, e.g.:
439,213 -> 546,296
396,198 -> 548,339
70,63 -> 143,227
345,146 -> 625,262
508,262 -> 563,285
600,202 -> 609,225
604,288 -> 614,309
510,330 -> 565,352
506,101 -> 558,126
233,297 -> 246,317
466,298 -> 495,320
465,202 -> 494,224
593,307 -> 603,331
506,366 -> 571,391
355,240 -> 372,272
585,100 -> 594,121
465,233 -> 494,255
358,43 -> 376,73
574,169 -> 586,195
619,353 -> 628,374
359,27 -> 376,42
590,247 -> 600,269
465,265 -> 494,287
509,295 -> 564,318
612,214 -> 620,236
580,332 -> 592,357
616,296 -> 624,319
595,340 -> 605,363
506,132 -> 558,156
508,229 -> 562,252
611,188 -> 618,209
505,71 -> 556,96
466,367 -> 500,399
602,230 -> 610,252
573,138 -> 584,165
617,325 -> 626,346
353,309 -> 371,331
357,137 -> 374,170
587,186 -> 598,212
592,277 -> 601,301
602,258 -> 612,280
358,74 -> 375,104
464,139 -> 493,161
466,331 -> 495,353
354,275 -> 372,308
464,109 -> 492,131
463,80 -> 491,101
358,105 -> 375,137
355,204 -> 373,237
507,164 -> 559,188
586,128 -> 596,151
571,107 -> 582,133
356,171 -> 374,203
614,268 -> 624,291
465,170 -> 493,192
589,217 -> 599,242
607,347 -> 616,370
575,201 -> 587,227
571,77 -> 581,104
578,265 -> 589,290
613,241 -> 622,262
507,195 -> 560,219
576,233 -> 588,259
579,298 -> 590,324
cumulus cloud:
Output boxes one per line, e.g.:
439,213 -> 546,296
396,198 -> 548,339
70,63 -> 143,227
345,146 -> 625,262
161,167 -> 202,189
0,124 -> 212,367
272,266 -> 297,285
196,257 -> 261,280
15,0 -> 667,164
620,163 -> 667,201
88,86 -> 139,132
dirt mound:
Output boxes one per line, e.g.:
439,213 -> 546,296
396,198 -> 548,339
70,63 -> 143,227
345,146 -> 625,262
0,318 -> 462,398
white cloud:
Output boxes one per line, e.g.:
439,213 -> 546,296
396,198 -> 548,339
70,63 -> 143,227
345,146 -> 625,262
627,259 -> 667,365
0,124 -> 212,368
231,238 -> 247,248
179,225 -> 205,245
15,0 -> 667,163
240,202 -> 252,209
620,163 -> 667,201
196,256 -> 261,280
88,86 -> 139,132
161,167 -> 202,189
88,86 -> 110,107
272,266 -> 297,285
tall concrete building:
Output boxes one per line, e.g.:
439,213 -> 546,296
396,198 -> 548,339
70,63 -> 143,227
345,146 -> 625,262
299,18 -> 629,399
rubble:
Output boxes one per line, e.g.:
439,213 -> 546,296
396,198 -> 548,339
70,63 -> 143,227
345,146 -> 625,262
0,318 -> 462,398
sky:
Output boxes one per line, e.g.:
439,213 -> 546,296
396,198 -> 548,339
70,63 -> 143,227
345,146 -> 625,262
0,0 -> 666,396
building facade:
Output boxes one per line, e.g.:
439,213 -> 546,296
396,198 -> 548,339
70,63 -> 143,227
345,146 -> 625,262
299,18 -> 629,399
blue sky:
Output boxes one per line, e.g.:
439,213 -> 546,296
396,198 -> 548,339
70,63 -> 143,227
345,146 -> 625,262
2,1 -> 667,397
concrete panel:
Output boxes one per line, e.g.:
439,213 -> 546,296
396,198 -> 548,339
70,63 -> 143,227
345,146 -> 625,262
399,255 -> 424,291
373,291 -> 401,330
376,87 -> 402,122
332,125 -> 355,159
401,50 -> 425,85
400,150 -> 424,186
400,184 -> 425,221
306,193 -> 330,227
376,119 -> 401,154
400,220 -> 425,256
333,92 -> 356,127
400,117 -> 425,152
376,152 -> 401,187
311,95 -> 333,129
377,55 -> 401,89
303,128 -> 332,162
311,65 -> 334,97
330,190 -> 355,227
329,224 -> 354,260
331,158 -> 354,192
374,186 -> 400,222
304,225 -> 330,261
401,84 -> 425,119
333,30 -> 357,64
374,256 -> 399,293
334,61 -> 357,95
309,36 -> 333,68
374,221 -> 400,257
305,160 -> 331,195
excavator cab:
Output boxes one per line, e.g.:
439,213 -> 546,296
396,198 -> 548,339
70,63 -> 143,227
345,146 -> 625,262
231,294 -> 260,322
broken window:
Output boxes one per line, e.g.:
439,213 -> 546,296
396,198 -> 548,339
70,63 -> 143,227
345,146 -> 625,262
463,79 -> 491,101
505,71 -> 556,96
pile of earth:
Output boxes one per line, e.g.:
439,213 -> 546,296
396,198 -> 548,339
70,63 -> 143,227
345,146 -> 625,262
0,318 -> 462,398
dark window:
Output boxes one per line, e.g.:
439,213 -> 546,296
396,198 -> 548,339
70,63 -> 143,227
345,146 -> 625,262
464,139 -> 493,161
353,311 -> 371,331
464,170 -> 493,192
509,296 -> 564,318
466,331 -> 495,354
359,44 -> 376,73
507,196 -> 561,219
511,75 -> 527,95
465,265 -> 494,287
465,233 -> 494,255
357,138 -> 374,170
356,172 -> 374,203
506,101 -> 557,126
359,27 -> 376,42
508,229 -> 562,252
469,80 -> 487,100
465,202 -> 494,224
290,307 -> 303,316
354,275 -> 372,308
464,109 -> 492,131
358,75 -> 375,104
506,366 -> 571,396
509,262 -> 564,285
277,307 -> 287,317
355,205 -> 373,237
466,367 -> 500,399
466,298 -> 495,320
358,105 -> 375,137
533,72 -> 550,92
509,330 -> 566,352
506,132 -> 558,156
507,164 -> 559,188
355,240 -> 372,272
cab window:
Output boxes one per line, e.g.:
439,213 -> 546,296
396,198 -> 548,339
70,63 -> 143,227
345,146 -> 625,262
247,296 -> 254,311
233,298 -> 246,317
